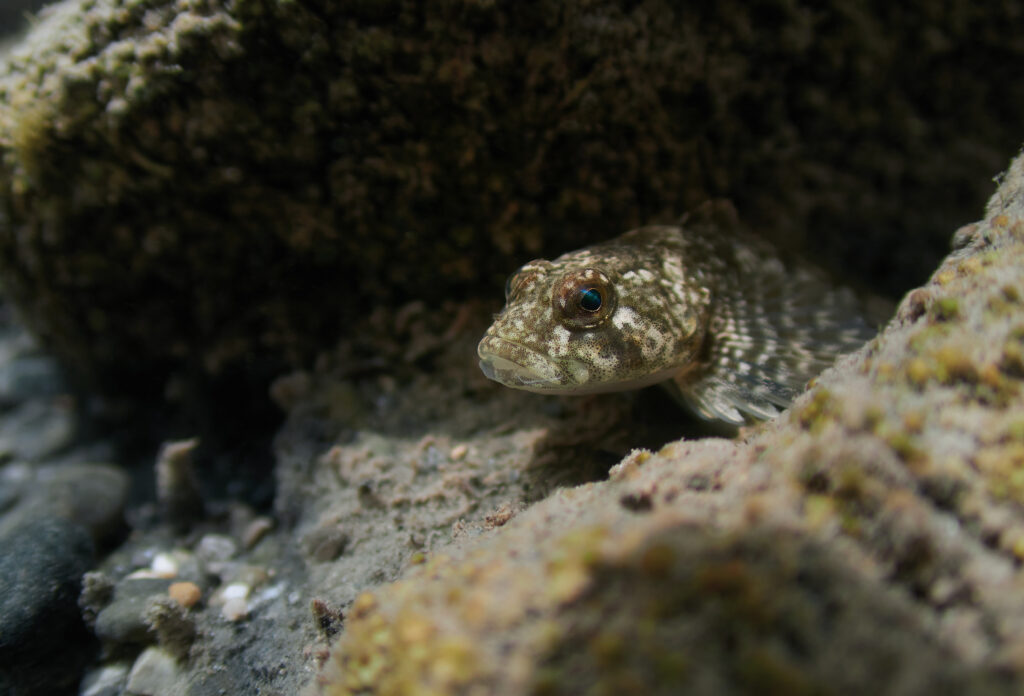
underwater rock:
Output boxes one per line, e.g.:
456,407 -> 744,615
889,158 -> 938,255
0,2 -> 1022,694
312,154 -> 1024,694
78,662 -> 130,696
0,516 -> 95,696
35,463 -> 129,546
93,578 -> 175,648
0,397 -> 76,462
0,462 -> 129,548
124,647 -> 184,696
0,0 -> 1022,406
167,582 -> 202,610
0,354 -> 66,407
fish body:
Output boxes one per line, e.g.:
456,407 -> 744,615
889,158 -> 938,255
477,204 -> 875,425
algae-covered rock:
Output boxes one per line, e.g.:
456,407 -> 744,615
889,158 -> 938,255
0,0 -> 1022,400
311,153 -> 1024,694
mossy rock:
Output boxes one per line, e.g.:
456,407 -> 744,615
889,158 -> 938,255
312,152 -> 1024,694
0,0 -> 1021,401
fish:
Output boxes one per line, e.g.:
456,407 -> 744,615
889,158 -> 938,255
477,202 -> 877,425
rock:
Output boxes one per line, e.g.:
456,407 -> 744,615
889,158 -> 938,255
0,0 -> 1021,406
167,582 -> 201,610
124,647 -> 184,696
0,4 -> 1018,694
32,463 -> 129,546
0,354 -> 66,407
210,581 -> 250,623
93,578 -> 173,648
79,662 -> 130,696
194,533 -> 238,566
0,516 -> 94,696
240,516 -> 274,550
0,461 -> 30,514
221,583 -> 249,602
312,156 -> 1024,693
0,397 -> 75,462
220,597 -> 248,623
124,549 -> 204,584
149,553 -> 179,579
300,521 -> 349,563
0,462 -> 129,549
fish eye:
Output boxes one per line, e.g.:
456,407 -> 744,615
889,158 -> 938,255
553,268 -> 616,329
579,288 -> 602,312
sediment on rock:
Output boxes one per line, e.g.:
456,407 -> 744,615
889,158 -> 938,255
312,153 -> 1024,695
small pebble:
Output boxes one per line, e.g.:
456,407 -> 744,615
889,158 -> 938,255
125,647 -> 183,695
79,662 -> 131,696
450,444 -> 468,461
301,524 -> 349,562
222,597 -> 248,622
196,533 -> 239,564
242,516 -> 274,549
93,578 -> 174,646
151,553 -> 179,578
168,581 -> 201,609
222,582 -> 250,601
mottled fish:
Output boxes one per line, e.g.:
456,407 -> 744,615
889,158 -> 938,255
477,203 -> 877,425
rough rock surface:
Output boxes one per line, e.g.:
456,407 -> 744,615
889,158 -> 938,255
0,0 -> 1021,401
0,157 -> 1020,695
0,517 -> 96,696
0,2 -> 1023,695
309,156 -> 1024,695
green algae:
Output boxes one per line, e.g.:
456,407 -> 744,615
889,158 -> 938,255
930,296 -> 961,322
796,388 -> 835,432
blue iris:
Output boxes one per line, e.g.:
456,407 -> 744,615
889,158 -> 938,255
579,288 -> 602,312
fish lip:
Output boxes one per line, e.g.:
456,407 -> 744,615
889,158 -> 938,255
476,336 -> 569,390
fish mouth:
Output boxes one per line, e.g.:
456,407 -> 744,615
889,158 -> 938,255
477,336 -> 586,392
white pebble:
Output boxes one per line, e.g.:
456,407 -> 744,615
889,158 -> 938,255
222,597 -> 248,622
150,553 -> 179,578
222,582 -> 250,600
125,647 -> 182,695
196,533 -> 238,563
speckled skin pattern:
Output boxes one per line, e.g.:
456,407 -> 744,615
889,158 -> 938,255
479,206 -> 876,424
